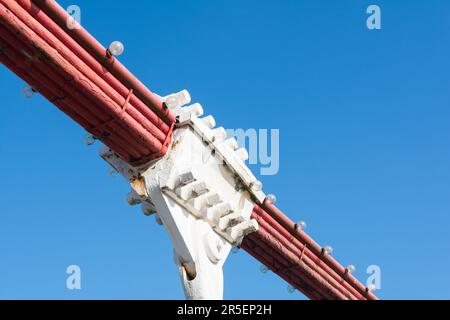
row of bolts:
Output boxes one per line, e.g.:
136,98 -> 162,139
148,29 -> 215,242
19,39 -> 375,296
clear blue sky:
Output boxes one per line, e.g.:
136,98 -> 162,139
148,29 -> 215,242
1,0 -> 449,300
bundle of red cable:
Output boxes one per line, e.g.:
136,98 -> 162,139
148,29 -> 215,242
242,199 -> 378,300
0,0 -> 174,166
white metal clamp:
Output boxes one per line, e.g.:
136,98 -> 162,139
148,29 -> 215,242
100,90 -> 264,299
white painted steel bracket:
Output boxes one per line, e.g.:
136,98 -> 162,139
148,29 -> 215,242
100,90 -> 264,300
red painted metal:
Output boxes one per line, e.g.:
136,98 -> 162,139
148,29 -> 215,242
32,0 -> 174,126
242,203 -> 377,300
251,206 -> 362,300
243,233 -> 347,300
0,22 -> 150,159
15,0 -> 170,137
0,22 -> 152,156
252,205 -> 366,300
241,238 -> 326,300
0,0 -> 173,165
0,33 -> 136,161
256,200 -> 378,300
4,0 -> 167,150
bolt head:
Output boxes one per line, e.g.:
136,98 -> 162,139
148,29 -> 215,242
84,134 -> 95,146
155,214 -> 163,226
109,168 -> 118,178
251,181 -> 263,191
